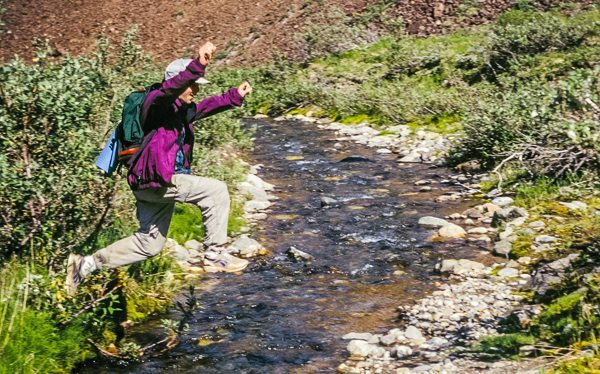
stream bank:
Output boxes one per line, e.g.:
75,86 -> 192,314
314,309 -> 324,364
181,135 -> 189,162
81,115 -> 512,373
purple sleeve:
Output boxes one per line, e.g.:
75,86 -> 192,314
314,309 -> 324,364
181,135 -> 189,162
193,87 -> 244,121
140,59 -> 207,126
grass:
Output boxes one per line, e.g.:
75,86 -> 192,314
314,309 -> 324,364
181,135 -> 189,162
0,263 -> 92,373
475,333 -> 535,357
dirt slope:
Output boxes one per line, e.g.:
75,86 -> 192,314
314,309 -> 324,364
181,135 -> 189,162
0,0 -> 593,65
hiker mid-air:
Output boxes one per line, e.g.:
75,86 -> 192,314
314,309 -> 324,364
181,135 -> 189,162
66,42 -> 252,294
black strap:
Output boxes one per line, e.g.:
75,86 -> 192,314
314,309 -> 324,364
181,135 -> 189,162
126,129 -> 157,169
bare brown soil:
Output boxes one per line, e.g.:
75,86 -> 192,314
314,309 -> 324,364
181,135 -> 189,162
0,0 -> 594,65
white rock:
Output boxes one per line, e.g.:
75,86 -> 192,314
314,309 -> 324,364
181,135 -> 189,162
346,340 -> 376,358
342,332 -> 373,341
244,200 -> 272,212
498,267 -> 520,277
404,326 -> 425,345
418,216 -> 450,229
438,224 -> 466,239
467,227 -> 488,234
559,201 -> 588,211
492,197 -> 514,207
227,236 -> 264,258
393,345 -> 413,358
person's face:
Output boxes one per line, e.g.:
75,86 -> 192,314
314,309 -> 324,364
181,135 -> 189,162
178,83 -> 199,104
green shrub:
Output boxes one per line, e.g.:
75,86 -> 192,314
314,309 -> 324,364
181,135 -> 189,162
476,333 -> 535,356
486,9 -> 599,74
0,30 -> 160,262
296,7 -> 376,60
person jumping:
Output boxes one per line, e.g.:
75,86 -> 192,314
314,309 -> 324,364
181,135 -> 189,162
66,42 -> 252,295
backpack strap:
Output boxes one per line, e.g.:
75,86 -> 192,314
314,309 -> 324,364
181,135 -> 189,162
125,128 -> 157,169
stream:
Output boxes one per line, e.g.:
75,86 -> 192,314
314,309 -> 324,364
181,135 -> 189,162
80,117 -> 493,373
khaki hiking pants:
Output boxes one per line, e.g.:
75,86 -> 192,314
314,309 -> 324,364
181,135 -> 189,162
92,174 -> 230,268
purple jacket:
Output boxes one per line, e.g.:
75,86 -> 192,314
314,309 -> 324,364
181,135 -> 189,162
127,59 -> 244,190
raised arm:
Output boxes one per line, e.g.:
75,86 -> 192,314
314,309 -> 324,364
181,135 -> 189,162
193,87 -> 244,121
193,82 -> 252,121
141,42 -> 216,127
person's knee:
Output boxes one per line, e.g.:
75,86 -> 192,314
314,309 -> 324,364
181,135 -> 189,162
213,181 -> 230,204
142,233 -> 167,257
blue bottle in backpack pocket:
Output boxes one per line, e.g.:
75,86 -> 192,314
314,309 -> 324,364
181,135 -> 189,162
95,129 -> 120,176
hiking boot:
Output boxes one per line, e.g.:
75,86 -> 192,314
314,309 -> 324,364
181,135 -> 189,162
202,252 -> 249,273
65,254 -> 96,296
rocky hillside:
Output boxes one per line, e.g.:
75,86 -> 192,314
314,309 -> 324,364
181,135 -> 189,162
2,0 -> 594,65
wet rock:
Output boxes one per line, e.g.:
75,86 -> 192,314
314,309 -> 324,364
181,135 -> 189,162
340,155 -> 372,163
227,236 -> 264,258
438,223 -> 466,239
418,216 -> 449,229
492,197 -> 514,207
286,246 -> 314,262
559,201 -> 588,211
320,196 -> 338,207
343,332 -> 373,341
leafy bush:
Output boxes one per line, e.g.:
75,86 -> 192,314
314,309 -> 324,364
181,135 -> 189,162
0,30 -> 162,262
486,9 -> 599,74
296,7 -> 378,60
476,333 -> 535,356
447,67 -> 599,179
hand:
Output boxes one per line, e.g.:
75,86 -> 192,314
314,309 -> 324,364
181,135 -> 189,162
197,42 -> 216,65
237,81 -> 252,98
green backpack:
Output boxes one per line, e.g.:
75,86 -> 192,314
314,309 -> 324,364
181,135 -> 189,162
95,83 -> 161,176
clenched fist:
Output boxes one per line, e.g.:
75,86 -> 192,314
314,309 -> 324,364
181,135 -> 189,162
197,42 -> 216,65
238,81 -> 252,98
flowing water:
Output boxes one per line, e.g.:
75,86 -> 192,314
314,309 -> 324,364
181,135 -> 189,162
80,118 -> 494,373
